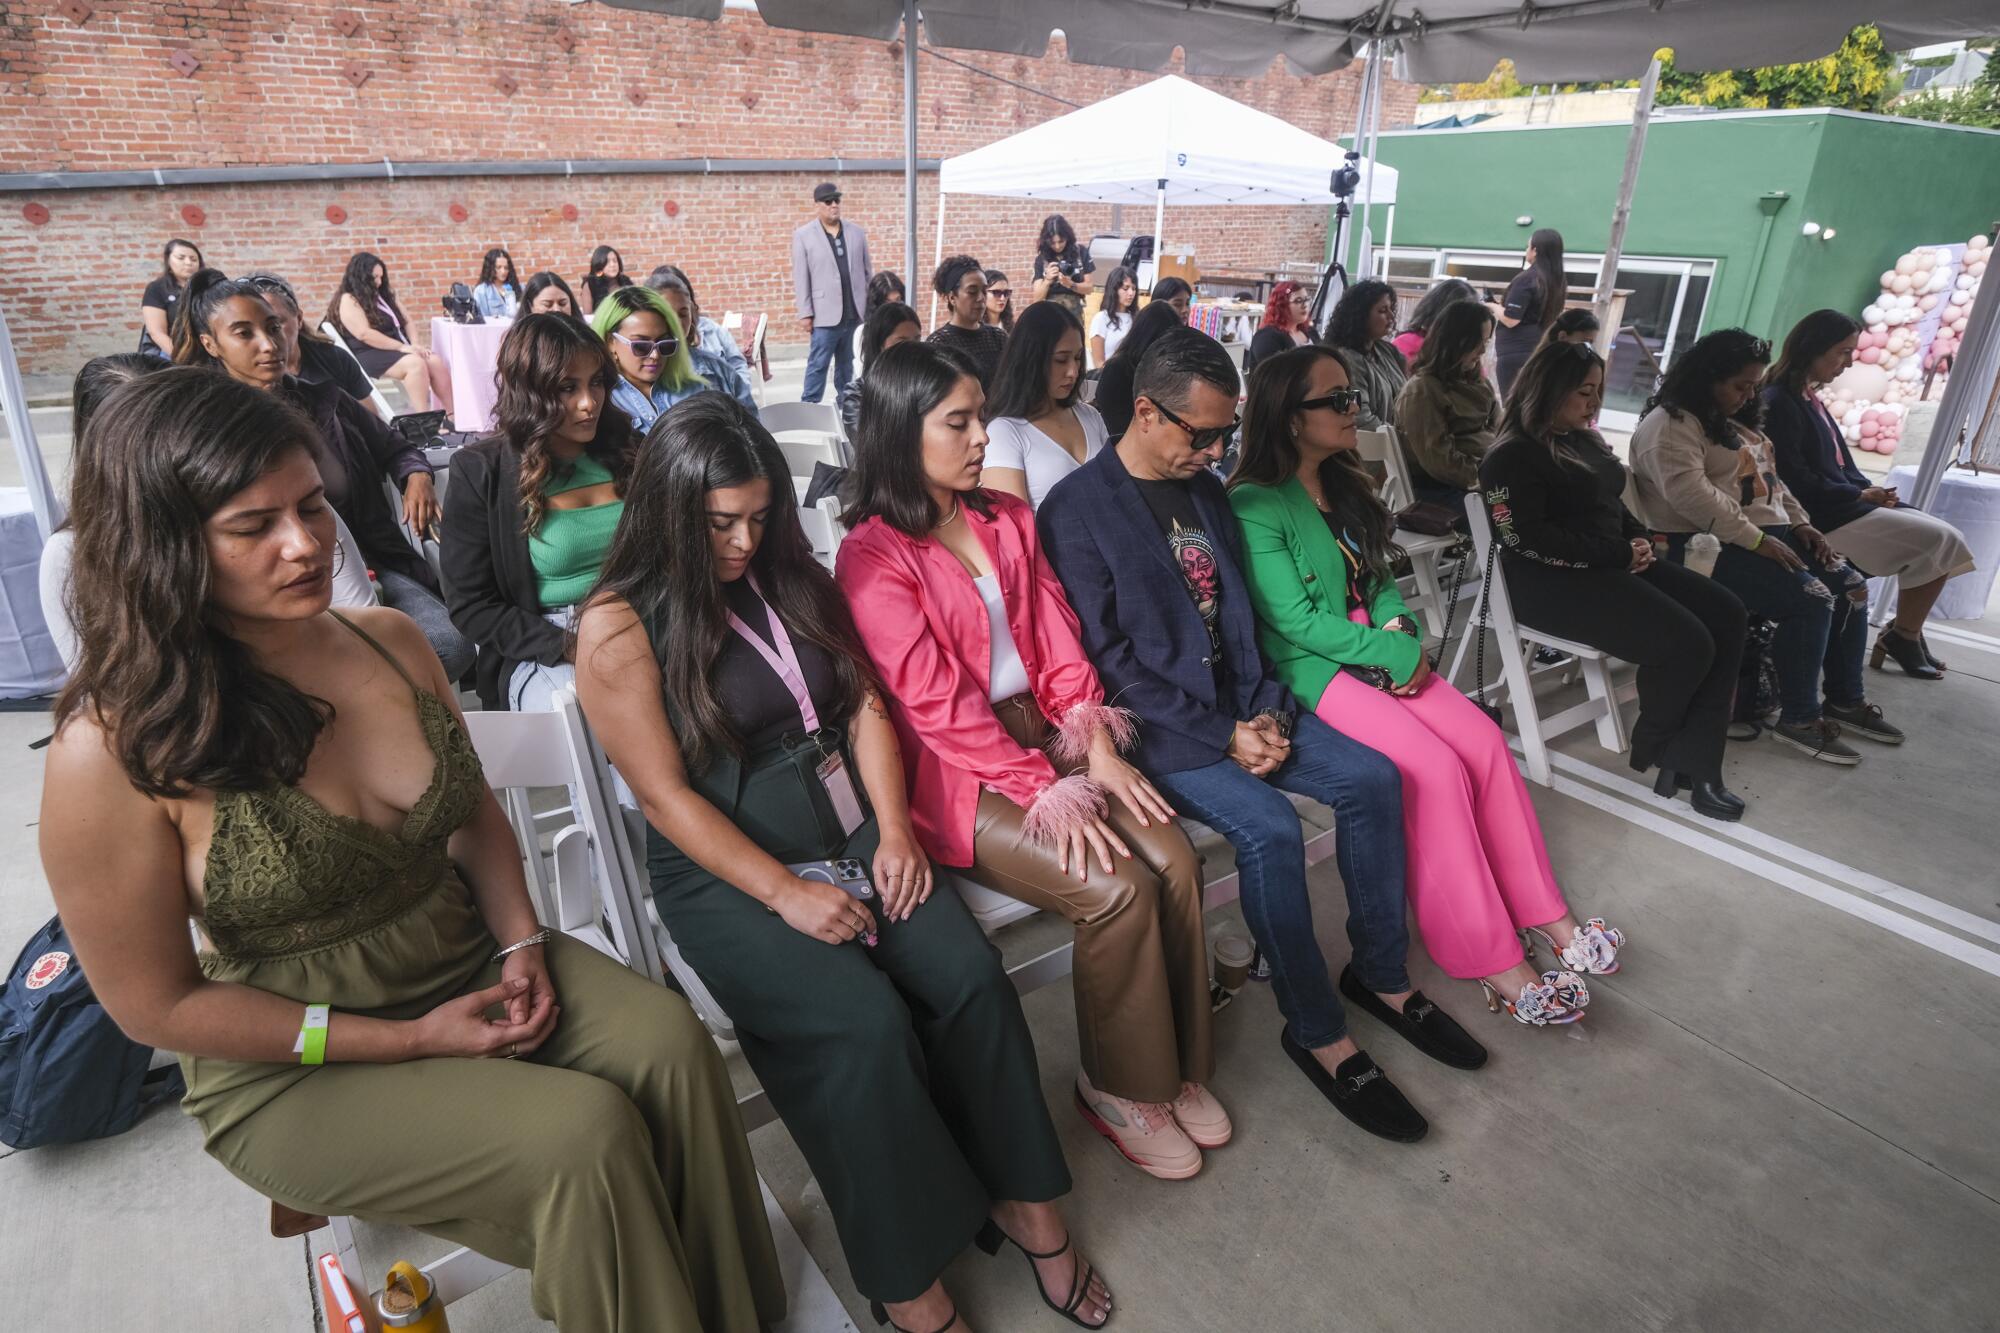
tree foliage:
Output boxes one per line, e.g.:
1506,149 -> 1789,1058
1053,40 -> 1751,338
1895,49 -> 2000,129
1650,26 -> 1898,111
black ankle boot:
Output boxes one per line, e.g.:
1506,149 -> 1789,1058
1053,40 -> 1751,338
1689,780 -> 1745,821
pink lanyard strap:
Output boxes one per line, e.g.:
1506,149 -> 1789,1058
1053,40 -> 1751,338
723,574 -> 820,733
1807,394 -> 1854,469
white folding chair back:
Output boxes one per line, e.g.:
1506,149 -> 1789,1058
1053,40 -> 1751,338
1457,493 -> 1634,785
722,310 -> 744,332
551,690 -> 740,1043
319,320 -> 399,421
762,401 -> 847,468
1356,425 -> 1463,640
798,501 -> 840,571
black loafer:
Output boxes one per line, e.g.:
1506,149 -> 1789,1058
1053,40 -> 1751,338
1338,967 -> 1487,1070
1280,1028 -> 1428,1143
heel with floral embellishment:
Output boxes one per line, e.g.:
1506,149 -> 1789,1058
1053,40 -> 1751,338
1480,971 -> 1589,1026
1524,919 -> 1625,975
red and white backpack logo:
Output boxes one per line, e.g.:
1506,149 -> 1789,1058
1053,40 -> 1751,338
23,951 -> 70,991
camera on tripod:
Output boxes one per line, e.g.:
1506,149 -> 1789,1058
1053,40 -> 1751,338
1329,150 -> 1362,201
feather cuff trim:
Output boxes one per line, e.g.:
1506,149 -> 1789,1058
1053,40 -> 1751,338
1021,775 -> 1110,847
1045,701 -> 1140,768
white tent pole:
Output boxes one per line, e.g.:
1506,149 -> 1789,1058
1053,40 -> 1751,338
929,194 -> 946,331
1356,4 -> 1396,254
902,0 -> 919,283
1381,203 -> 1395,281
1592,56 -> 1660,356
1153,179 -> 1166,269
0,303 -> 58,538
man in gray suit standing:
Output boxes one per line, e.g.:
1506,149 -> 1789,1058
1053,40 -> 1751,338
791,181 -> 872,403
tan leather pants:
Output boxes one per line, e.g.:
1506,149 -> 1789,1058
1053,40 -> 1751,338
957,695 -> 1215,1103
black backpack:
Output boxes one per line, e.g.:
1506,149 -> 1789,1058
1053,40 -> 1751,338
0,916 -> 184,1149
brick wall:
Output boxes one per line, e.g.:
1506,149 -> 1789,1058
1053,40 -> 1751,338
0,1 -> 1419,375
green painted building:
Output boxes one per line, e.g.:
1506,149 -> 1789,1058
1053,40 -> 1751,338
1342,109 -> 2000,421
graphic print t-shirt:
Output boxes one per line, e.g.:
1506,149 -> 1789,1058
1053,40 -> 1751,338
1132,477 -> 1222,661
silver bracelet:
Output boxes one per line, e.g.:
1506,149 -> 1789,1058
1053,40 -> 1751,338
491,928 -> 553,962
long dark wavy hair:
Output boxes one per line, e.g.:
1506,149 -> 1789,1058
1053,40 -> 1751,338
1524,228 -> 1568,328
171,269 -> 276,368
59,355 -> 168,534
54,367 -> 334,797
1536,306 -> 1601,351
1100,265 -> 1138,329
492,313 -> 637,533
1499,339 -> 1607,469
478,247 -> 521,296
984,299 -> 1084,423
844,340 -> 996,536
1644,327 -> 1771,444
1036,213 -> 1079,264
324,251 -> 406,337
1411,300 -> 1494,381
1325,279 -> 1395,352
587,395 -> 875,771
1230,345 -> 1401,582
1766,308 -> 1860,394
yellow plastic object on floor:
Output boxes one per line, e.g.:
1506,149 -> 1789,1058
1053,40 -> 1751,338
377,1261 -> 450,1332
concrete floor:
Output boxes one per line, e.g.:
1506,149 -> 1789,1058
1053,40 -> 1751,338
3,376 -> 1996,1330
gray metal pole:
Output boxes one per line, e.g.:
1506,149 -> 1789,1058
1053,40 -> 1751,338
1592,57 -> 1659,355
1355,3 -> 1397,270
1913,258 -> 2000,509
903,0 -> 919,283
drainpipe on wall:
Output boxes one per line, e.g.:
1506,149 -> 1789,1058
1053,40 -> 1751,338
1740,191 -> 1792,326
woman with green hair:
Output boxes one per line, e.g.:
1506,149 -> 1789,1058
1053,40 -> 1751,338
592,286 -> 715,433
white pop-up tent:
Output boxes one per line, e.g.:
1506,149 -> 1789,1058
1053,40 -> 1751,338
935,75 -> 1396,310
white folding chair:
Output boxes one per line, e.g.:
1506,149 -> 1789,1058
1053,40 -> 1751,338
1355,425 -> 1465,641
763,401 -> 848,470
319,320 -> 399,421
798,496 -> 846,571
1454,493 -> 1635,786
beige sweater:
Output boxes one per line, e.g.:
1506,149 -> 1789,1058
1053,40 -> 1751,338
1628,406 -> 1808,549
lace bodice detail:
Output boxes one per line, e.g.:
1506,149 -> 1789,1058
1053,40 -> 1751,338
198,689 -> 485,962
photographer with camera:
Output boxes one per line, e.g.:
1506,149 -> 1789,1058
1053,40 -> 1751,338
1031,214 -> 1096,321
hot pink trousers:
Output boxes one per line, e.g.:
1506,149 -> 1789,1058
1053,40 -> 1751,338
1316,657 -> 1569,979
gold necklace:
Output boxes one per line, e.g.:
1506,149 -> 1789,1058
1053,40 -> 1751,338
936,497 -> 961,528
1300,478 -> 1331,511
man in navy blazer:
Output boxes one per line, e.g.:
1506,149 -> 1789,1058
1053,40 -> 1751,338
1038,328 -> 1484,1143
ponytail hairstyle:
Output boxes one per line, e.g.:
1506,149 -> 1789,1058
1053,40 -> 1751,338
492,313 -> 638,534
160,238 -> 203,283
172,268 -> 276,367
1765,308 -> 1861,395
1536,306 -> 1601,352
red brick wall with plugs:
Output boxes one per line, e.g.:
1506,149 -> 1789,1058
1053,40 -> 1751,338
0,1 -> 1418,375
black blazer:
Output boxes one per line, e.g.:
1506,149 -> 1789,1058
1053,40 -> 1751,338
281,376 -> 434,592
1760,384 -> 1875,532
439,437 -> 568,708
1037,443 -> 1295,776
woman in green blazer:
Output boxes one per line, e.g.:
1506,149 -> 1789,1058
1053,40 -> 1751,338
1226,346 -> 1622,1028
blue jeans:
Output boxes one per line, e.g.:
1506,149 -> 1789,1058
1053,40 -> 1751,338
1151,711 -> 1410,1050
1689,526 -> 1866,724
802,319 -> 858,403
376,568 -> 476,682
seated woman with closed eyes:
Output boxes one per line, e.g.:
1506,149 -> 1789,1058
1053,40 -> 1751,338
576,393 -> 1111,1333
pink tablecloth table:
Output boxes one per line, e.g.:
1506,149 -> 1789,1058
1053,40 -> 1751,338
430,317 -> 512,433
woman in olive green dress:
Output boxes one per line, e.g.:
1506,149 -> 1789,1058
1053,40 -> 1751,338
38,367 -> 785,1332
575,394 -> 1113,1333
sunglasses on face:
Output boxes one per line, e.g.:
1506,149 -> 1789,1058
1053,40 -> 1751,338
1149,397 -> 1237,452
1299,388 -> 1363,415
613,332 -> 677,358
989,290 -> 1012,301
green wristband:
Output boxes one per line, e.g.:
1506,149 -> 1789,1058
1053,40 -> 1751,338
297,1003 -> 330,1066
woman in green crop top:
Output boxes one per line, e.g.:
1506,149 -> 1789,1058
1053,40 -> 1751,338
40,369 -> 784,1332
439,313 -> 639,712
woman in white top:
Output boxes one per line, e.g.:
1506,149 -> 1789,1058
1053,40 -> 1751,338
980,301 -> 1109,510
1088,266 -> 1139,370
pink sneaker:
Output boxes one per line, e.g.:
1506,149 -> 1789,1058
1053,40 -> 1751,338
1168,1082 -> 1233,1148
1074,1072 -> 1202,1180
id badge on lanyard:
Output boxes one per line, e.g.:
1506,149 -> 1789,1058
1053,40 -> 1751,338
725,575 -> 864,836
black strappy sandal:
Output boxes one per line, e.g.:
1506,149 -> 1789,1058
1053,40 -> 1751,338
975,1218 -> 1112,1328
868,1299 -> 959,1332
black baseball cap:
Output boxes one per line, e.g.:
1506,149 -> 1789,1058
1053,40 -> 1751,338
813,182 -> 842,204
